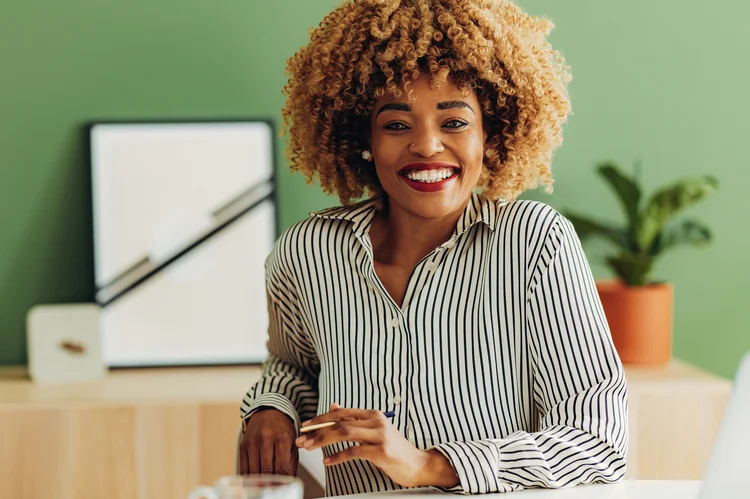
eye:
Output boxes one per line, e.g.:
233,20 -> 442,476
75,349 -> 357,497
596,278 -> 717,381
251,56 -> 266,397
443,119 -> 469,129
383,121 -> 410,131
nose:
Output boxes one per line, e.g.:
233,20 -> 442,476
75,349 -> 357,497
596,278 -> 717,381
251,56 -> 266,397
408,128 -> 445,158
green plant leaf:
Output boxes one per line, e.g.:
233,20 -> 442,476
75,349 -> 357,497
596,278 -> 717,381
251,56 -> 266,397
650,219 -> 712,255
563,211 -> 631,250
607,252 -> 654,286
597,163 -> 641,231
636,175 -> 719,252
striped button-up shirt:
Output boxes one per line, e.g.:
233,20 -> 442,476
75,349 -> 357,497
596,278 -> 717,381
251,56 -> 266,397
241,193 -> 628,496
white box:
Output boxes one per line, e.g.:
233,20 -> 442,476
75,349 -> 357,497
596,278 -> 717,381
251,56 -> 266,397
26,303 -> 106,383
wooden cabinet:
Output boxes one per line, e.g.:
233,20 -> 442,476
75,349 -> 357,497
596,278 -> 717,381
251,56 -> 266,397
0,366 -> 256,499
0,360 -> 731,498
624,360 -> 731,480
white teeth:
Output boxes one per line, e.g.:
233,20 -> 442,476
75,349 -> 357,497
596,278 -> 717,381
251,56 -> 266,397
404,168 -> 456,183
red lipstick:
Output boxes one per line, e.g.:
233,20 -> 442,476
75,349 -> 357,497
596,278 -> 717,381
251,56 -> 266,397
398,162 -> 459,173
398,162 -> 459,193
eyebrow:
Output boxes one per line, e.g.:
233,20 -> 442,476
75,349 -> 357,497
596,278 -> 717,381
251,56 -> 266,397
375,100 -> 476,117
437,100 -> 475,114
375,103 -> 411,116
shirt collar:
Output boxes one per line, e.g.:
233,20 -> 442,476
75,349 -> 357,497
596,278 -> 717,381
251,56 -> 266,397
310,198 -> 379,237
454,191 -> 499,236
310,192 -> 499,237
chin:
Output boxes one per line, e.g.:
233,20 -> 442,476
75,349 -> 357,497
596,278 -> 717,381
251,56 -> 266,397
391,189 -> 468,220
408,203 -> 457,220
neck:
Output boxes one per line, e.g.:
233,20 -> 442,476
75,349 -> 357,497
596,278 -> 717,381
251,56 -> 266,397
370,197 -> 470,267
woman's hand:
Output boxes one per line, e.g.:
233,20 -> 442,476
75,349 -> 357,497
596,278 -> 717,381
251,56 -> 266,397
295,404 -> 459,488
239,408 -> 298,476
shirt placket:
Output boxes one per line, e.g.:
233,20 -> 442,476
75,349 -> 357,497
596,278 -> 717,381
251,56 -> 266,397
400,238 -> 459,445
354,231 -> 412,436
387,311 -> 410,438
356,226 -> 462,444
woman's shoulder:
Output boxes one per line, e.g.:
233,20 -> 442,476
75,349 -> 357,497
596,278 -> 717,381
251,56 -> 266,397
490,198 -> 570,264
495,198 -> 562,233
270,200 -> 374,261
285,199 -> 373,237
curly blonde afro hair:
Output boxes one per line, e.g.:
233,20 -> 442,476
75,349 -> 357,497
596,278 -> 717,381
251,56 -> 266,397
282,0 -> 572,204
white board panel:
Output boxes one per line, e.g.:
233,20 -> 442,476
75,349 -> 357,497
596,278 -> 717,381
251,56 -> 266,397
89,120 -> 276,366
91,121 -> 274,288
102,201 -> 274,366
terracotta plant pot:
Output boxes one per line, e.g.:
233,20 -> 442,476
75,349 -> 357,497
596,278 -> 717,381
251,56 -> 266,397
596,280 -> 673,366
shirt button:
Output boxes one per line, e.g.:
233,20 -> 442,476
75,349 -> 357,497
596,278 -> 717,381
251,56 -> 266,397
393,395 -> 402,405
390,317 -> 399,328
444,238 -> 456,249
425,261 -> 436,271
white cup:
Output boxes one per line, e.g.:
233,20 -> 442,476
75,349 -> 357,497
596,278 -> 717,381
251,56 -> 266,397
188,474 -> 303,499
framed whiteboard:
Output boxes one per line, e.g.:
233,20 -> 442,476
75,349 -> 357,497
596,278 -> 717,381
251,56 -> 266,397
88,120 -> 277,367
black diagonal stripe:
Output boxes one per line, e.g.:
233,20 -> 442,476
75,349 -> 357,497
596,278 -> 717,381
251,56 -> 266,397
98,256 -> 150,291
100,183 -> 276,308
97,179 -> 275,295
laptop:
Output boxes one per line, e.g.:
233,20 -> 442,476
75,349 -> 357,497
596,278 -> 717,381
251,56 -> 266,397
698,351 -> 750,498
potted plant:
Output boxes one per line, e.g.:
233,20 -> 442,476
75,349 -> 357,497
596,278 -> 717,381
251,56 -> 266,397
564,162 -> 719,366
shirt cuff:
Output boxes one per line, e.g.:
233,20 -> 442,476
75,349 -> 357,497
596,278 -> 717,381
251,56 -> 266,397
431,440 -> 501,494
241,393 -> 302,435
432,433 -> 532,494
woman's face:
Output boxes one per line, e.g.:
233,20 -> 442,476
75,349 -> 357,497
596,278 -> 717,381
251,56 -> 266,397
369,71 -> 486,220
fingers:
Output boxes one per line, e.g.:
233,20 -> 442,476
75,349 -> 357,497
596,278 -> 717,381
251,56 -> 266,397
243,432 -> 293,476
249,445 -> 260,474
302,405 -> 384,428
274,434 -> 296,476
239,444 -> 249,474
297,423 -> 385,450
260,437 -> 275,474
242,409 -> 297,476
298,405 -> 391,450
239,430 -> 259,474
291,445 -> 299,473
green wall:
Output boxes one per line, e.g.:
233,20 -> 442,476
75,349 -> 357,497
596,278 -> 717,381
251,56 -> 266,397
1,1 -> 748,379
518,0 -> 750,380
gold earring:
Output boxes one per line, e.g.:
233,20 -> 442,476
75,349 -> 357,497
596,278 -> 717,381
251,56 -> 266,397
362,150 -> 372,161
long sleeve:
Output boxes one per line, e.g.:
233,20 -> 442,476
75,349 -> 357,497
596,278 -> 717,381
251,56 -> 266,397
240,238 -> 320,433
433,213 -> 628,494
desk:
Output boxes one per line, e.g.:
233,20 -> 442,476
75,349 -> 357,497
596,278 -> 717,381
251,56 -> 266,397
624,361 -> 730,479
0,365 -> 263,499
341,481 -> 702,499
0,360 -> 729,499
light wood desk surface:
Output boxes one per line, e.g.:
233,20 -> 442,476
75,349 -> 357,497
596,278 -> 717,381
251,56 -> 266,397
0,360 -> 730,499
0,359 -> 726,405
0,364 -> 263,406
0,364 -> 262,499
340,481 -> 702,499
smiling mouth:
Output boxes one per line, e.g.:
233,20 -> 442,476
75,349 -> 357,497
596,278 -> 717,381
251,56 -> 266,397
400,167 -> 460,183
398,162 -> 461,183
397,163 -> 461,192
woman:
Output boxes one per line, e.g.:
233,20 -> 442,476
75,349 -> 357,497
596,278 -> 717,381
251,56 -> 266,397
239,0 -> 628,495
